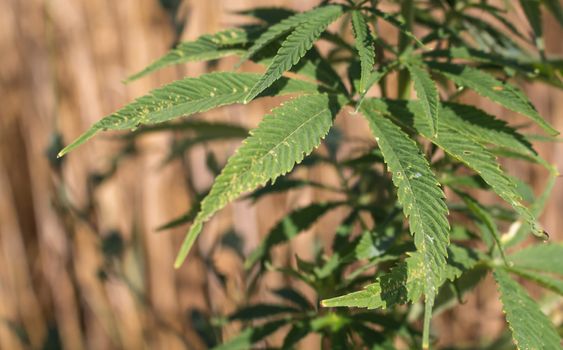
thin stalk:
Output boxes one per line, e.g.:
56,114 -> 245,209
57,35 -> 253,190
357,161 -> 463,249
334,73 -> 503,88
422,298 -> 433,349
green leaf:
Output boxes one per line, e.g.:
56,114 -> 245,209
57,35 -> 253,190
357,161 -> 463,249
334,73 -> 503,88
355,231 -> 396,260
426,123 -> 544,240
505,169 -> 557,248
509,243 -> 563,276
368,99 -> 545,239
461,13 -> 528,55
211,320 -> 287,350
441,245 -> 483,282
245,201 -> 343,268
351,10 -> 376,94
238,5 -> 339,66
360,102 -> 450,303
493,268 -> 561,350
287,47 -> 349,94
470,3 -> 529,41
244,5 -> 344,102
509,267 -> 563,295
355,69 -> 386,111
324,275 -> 391,309
424,47 -> 535,74
406,61 -> 439,135
359,104 -> 450,341
58,73 -> 319,157
424,47 -> 563,88
322,245 -> 479,309
456,191 -> 505,257
125,119 -> 248,138
247,41 -> 348,94
129,21 -> 346,93
174,94 -> 344,267
438,103 -> 535,157
125,28 -> 255,82
427,62 -> 558,136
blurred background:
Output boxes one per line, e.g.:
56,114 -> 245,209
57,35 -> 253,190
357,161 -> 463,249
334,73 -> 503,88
1,0 -> 562,349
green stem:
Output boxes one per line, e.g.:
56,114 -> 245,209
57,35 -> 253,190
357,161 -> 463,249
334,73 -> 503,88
422,297 -> 433,349
397,0 -> 414,99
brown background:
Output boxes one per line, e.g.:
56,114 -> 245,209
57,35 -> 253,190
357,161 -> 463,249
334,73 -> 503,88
0,0 -> 561,349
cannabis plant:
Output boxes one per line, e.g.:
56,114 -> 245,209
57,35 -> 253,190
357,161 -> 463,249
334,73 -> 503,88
59,0 -> 563,348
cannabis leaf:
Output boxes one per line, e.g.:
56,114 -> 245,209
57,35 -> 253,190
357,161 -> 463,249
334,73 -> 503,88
368,99 -> 544,239
125,28 -> 256,82
406,60 -> 439,135
238,5 -> 339,66
54,2 -> 562,348
427,62 -> 558,136
244,5 -> 344,102
361,103 -> 450,290
439,103 -> 534,157
508,243 -> 563,275
494,268 -> 561,350
174,94 -> 345,267
58,73 -> 320,157
430,126 -> 543,238
508,267 -> 563,295
456,191 -> 505,258
360,103 -> 450,341
322,245 -> 479,309
351,10 -> 376,94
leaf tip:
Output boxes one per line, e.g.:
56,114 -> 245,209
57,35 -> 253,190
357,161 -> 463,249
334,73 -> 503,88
56,150 -> 66,159
174,221 -> 203,269
122,71 -> 144,84
174,249 -> 189,269
173,257 -> 184,269
57,127 -> 100,158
